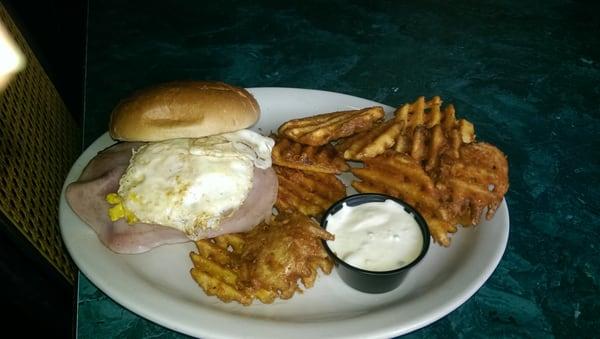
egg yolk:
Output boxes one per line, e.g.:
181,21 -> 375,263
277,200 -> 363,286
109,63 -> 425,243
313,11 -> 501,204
106,193 -> 138,224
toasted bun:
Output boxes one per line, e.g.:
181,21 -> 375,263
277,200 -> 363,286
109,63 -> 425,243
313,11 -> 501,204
109,81 -> 260,141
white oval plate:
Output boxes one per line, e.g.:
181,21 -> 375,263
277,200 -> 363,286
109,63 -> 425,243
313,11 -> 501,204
60,88 -> 509,339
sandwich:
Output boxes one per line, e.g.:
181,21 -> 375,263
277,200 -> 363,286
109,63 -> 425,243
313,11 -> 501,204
66,81 -> 278,253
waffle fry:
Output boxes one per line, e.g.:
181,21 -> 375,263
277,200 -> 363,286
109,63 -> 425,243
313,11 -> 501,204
190,212 -> 334,305
351,152 -> 440,211
335,119 -> 404,161
394,96 -> 444,129
337,96 -> 443,161
422,214 -> 458,248
272,136 -> 349,173
336,97 -> 475,169
274,165 -> 346,218
350,152 -> 457,246
436,142 -> 509,226
395,103 -> 475,171
278,106 -> 385,146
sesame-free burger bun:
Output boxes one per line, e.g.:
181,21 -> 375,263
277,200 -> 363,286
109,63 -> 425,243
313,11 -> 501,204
109,81 -> 260,141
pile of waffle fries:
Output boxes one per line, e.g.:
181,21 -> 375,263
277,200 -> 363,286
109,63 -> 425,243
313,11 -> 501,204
190,95 -> 509,305
275,96 -> 508,246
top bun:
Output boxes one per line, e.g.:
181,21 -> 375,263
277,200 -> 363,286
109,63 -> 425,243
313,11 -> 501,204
109,81 -> 260,141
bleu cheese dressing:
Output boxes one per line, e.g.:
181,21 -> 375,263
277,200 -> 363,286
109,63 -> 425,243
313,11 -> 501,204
325,200 -> 424,271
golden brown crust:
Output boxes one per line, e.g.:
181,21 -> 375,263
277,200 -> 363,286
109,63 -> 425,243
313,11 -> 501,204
109,81 -> 260,141
272,136 -> 349,174
190,212 -> 333,305
336,97 -> 475,168
435,142 -> 509,226
274,165 -> 346,219
277,106 -> 385,146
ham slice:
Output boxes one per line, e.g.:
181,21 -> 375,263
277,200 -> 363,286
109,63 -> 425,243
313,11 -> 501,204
66,142 -> 278,254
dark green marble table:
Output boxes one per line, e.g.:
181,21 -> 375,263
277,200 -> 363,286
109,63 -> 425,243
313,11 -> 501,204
76,0 -> 599,337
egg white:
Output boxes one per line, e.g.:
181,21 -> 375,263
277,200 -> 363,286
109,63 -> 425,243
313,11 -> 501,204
117,130 -> 274,239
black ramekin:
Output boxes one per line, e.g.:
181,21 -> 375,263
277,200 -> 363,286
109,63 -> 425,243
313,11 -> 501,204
321,193 -> 430,293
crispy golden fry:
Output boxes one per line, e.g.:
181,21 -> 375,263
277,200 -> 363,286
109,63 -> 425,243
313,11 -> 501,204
351,152 -> 440,211
335,119 -> 403,161
435,142 -> 509,226
421,214 -> 458,248
350,152 -> 456,246
278,106 -> 385,146
393,96 -> 444,129
336,97 -> 475,169
272,136 -> 349,173
242,213 -> 334,297
395,103 -> 475,171
338,96 -> 442,161
274,165 -> 346,218
190,212 -> 334,305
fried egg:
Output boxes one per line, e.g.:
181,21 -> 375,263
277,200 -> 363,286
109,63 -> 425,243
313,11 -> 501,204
106,130 -> 274,239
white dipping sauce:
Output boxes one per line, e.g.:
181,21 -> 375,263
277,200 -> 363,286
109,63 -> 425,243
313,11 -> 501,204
326,200 -> 424,271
